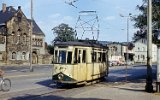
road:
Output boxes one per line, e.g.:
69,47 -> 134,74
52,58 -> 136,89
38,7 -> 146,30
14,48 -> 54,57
0,65 -> 158,100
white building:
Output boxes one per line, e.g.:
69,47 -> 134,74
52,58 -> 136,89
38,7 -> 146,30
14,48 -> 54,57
134,38 -> 157,63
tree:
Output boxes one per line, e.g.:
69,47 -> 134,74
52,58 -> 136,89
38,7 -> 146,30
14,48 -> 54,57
52,23 -> 76,42
47,44 -> 54,55
132,0 -> 160,42
133,0 -> 160,29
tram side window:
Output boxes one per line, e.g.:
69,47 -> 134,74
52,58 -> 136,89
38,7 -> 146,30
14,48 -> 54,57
74,48 -> 78,63
78,50 -> 81,63
82,50 -> 86,63
54,50 -> 58,63
98,52 -> 102,62
102,53 -> 106,62
59,51 -> 66,64
92,52 -> 97,63
67,52 -> 72,64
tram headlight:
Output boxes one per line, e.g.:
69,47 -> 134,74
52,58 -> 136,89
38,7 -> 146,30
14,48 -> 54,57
58,74 -> 64,80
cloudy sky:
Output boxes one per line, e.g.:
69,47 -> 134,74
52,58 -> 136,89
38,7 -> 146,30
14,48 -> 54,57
0,0 -> 143,44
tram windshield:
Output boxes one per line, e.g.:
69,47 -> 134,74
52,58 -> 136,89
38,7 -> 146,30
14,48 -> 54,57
54,50 -> 72,64
59,51 -> 66,64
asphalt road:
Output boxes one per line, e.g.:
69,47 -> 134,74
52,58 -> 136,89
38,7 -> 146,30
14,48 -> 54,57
0,64 -> 157,100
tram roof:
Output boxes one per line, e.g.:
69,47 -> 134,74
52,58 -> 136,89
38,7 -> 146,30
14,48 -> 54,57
54,41 -> 107,48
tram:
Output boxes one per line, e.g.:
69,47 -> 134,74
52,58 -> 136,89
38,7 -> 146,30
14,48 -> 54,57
52,40 -> 109,85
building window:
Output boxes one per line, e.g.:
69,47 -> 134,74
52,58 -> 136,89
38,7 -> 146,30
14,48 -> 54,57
17,12 -> 22,22
12,52 -> 16,59
22,52 -> 26,60
0,35 -> 5,44
143,55 -> 145,60
143,47 -> 145,51
23,33 -> 27,45
0,53 -> 2,60
142,39 -> 143,43
138,55 -> 140,60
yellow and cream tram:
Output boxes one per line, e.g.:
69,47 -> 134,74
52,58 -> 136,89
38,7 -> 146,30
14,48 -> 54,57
52,41 -> 108,85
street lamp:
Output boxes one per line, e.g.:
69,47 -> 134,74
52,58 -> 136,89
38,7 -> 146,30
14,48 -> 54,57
120,13 -> 132,81
145,0 -> 153,92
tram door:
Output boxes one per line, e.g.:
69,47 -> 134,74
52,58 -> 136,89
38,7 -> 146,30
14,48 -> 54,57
77,49 -> 87,81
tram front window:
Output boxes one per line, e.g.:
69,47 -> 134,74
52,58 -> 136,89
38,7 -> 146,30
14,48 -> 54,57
54,50 -> 73,64
59,51 -> 66,64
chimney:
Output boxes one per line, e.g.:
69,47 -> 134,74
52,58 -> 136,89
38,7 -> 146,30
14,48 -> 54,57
18,6 -> 21,10
2,3 -> 6,12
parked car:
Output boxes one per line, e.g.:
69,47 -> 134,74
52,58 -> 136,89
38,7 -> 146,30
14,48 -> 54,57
109,61 -> 118,66
117,61 -> 125,66
124,60 -> 134,65
112,61 -> 118,66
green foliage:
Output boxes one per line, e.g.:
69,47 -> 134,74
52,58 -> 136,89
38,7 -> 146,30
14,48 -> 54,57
47,45 -> 54,55
52,23 -> 76,42
132,30 -> 147,41
133,0 -> 160,29
132,0 -> 160,43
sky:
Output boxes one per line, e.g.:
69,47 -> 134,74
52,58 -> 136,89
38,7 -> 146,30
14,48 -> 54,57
0,0 -> 143,44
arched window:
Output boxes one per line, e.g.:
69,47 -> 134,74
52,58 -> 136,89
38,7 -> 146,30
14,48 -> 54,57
0,53 -> 2,60
11,31 -> 15,44
22,52 -> 26,60
12,52 -> 16,59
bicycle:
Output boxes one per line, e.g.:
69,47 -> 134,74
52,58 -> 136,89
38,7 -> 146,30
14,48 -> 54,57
0,77 -> 11,92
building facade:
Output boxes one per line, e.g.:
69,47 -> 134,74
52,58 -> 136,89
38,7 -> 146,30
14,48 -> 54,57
0,4 -> 52,65
134,38 -> 157,63
107,42 -> 134,62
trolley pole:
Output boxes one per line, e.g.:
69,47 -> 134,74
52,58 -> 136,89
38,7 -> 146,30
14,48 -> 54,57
145,0 -> 153,92
30,0 -> 33,72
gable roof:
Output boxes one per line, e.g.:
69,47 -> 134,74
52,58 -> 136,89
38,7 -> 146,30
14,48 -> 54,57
0,5 -> 45,36
27,19 -> 45,36
0,6 -> 16,24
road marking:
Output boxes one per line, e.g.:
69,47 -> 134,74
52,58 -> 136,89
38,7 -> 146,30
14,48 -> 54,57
5,73 -> 47,78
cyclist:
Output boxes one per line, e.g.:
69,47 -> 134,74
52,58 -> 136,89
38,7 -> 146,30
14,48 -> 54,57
0,69 -> 4,77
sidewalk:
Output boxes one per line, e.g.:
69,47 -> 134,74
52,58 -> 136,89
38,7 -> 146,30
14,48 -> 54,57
0,64 -> 52,72
69,82 -> 160,100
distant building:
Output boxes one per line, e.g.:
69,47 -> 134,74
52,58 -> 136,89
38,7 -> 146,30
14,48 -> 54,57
0,3 -> 52,65
107,42 -> 134,62
133,38 -> 157,63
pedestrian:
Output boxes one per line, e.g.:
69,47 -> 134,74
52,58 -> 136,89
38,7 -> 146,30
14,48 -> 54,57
0,69 -> 4,77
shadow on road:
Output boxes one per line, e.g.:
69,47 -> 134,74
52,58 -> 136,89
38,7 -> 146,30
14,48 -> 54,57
36,79 -> 57,88
8,94 -> 110,100
105,65 -> 157,83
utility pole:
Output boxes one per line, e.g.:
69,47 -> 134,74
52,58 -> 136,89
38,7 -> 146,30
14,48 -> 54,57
30,0 -> 33,72
145,0 -> 153,92
157,44 -> 160,92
